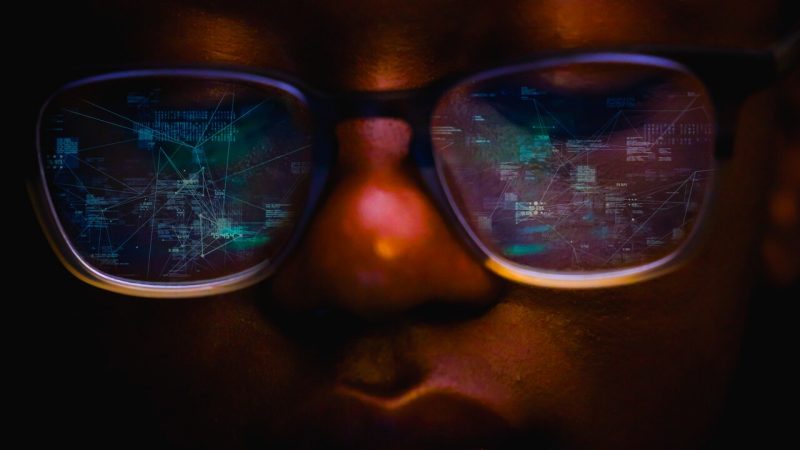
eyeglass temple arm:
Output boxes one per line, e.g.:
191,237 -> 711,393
772,29 -> 800,76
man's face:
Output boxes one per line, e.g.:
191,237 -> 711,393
29,1 -> 794,449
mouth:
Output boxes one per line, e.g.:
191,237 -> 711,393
251,299 -> 557,449
296,384 -> 556,450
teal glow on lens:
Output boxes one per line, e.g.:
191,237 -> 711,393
41,76 -> 313,283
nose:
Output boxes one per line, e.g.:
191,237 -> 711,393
269,118 -> 501,318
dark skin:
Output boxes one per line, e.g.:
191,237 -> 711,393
23,1 -> 799,449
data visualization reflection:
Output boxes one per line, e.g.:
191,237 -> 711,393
40,76 -> 313,283
433,59 -> 716,273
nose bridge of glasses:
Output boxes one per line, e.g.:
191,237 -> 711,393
328,90 -> 432,125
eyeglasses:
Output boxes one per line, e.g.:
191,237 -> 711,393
30,35 -> 799,297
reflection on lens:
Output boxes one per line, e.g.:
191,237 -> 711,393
40,75 -> 313,283
432,57 -> 716,273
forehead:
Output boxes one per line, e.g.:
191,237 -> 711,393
84,0 -> 784,89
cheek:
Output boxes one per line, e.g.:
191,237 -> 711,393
467,274 -> 750,450
99,296 -> 313,443
441,183 -> 764,449
413,300 -> 588,423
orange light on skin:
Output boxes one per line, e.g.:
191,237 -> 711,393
373,239 -> 399,260
510,0 -> 781,50
357,185 -> 431,240
159,7 -> 296,69
336,119 -> 413,171
357,181 -> 434,262
549,0 -> 642,47
340,26 -> 441,91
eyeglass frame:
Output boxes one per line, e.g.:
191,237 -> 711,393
28,34 -> 800,298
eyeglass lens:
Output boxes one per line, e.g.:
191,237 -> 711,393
40,77 -> 314,283
432,58 -> 716,273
